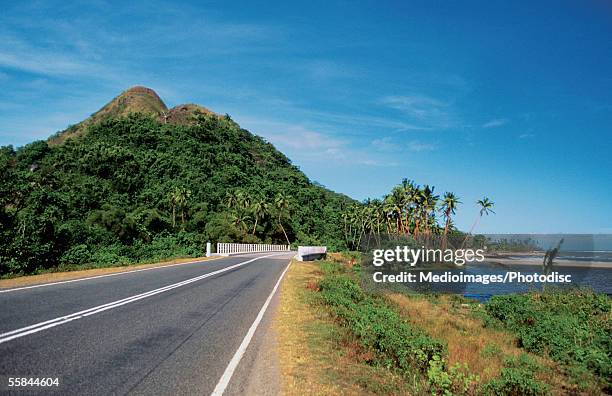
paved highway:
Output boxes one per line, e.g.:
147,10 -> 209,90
0,252 -> 293,395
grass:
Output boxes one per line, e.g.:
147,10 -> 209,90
275,253 -> 609,395
274,259 -> 414,395
388,293 -> 518,383
387,293 -> 588,394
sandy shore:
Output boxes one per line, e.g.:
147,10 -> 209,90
484,253 -> 612,269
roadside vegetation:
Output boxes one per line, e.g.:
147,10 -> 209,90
284,253 -> 610,395
275,258 -> 416,395
485,291 -> 611,392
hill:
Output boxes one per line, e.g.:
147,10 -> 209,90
0,87 -> 354,275
49,86 -> 214,145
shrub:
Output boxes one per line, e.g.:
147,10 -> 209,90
482,354 -> 548,396
318,272 -> 446,374
485,290 -> 611,384
427,355 -> 479,395
59,244 -> 91,267
481,343 -> 502,358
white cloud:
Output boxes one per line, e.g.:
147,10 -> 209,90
379,94 -> 457,129
381,95 -> 446,119
371,136 -> 397,152
482,118 -> 508,128
408,140 -> 436,152
236,116 -> 396,166
519,133 -> 535,139
371,136 -> 436,153
267,128 -> 344,151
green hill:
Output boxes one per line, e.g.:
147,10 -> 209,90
0,87 -> 353,275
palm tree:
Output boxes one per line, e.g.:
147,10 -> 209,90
370,199 -> 384,245
401,179 -> 416,235
477,197 -> 495,217
412,186 -> 425,237
390,186 -> 406,234
274,193 -> 291,244
463,197 -> 495,247
225,190 -> 239,210
441,192 -> 461,248
420,185 -> 439,236
179,188 -> 192,225
382,195 -> 396,234
236,191 -> 251,210
231,212 -> 251,232
251,198 -> 268,235
169,187 -> 191,228
342,210 -> 351,247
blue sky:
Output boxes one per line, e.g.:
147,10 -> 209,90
1,1 -> 611,234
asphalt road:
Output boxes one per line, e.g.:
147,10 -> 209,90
0,252 -> 294,395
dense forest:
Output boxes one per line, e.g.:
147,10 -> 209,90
0,88 -> 354,276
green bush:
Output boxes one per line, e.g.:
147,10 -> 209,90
59,244 -> 91,266
485,290 -> 611,384
482,354 -> 548,396
318,272 -> 446,374
427,355 -> 479,395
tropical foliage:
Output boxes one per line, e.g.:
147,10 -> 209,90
0,113 -> 354,276
485,290 -> 611,390
341,178 -> 494,250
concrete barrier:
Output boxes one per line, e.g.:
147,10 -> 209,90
297,246 -> 327,261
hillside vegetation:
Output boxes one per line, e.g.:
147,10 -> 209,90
0,87 -> 353,276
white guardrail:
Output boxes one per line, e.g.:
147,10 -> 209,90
215,243 -> 290,256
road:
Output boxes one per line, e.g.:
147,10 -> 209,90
0,252 -> 294,395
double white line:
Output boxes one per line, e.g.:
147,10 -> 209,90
0,253 -> 285,345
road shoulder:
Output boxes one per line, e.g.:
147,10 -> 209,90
0,256 -> 219,289
273,259 -> 407,395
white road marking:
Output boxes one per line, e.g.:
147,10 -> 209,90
211,261 -> 292,396
0,253 -> 289,344
0,257 -> 223,294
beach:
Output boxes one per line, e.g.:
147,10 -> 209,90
485,252 -> 612,269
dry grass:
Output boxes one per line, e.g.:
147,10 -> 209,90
274,260 -> 348,395
388,294 -> 577,394
0,256 -> 219,289
388,294 -> 518,382
274,261 -> 412,395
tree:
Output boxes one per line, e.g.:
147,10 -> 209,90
230,211 -> 251,232
251,198 -> 268,235
390,186 -> 406,234
462,197 -> 495,248
420,185 -> 439,236
441,192 -> 461,248
168,187 -> 191,228
370,199 -> 383,245
225,190 -> 239,210
274,193 -> 291,245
